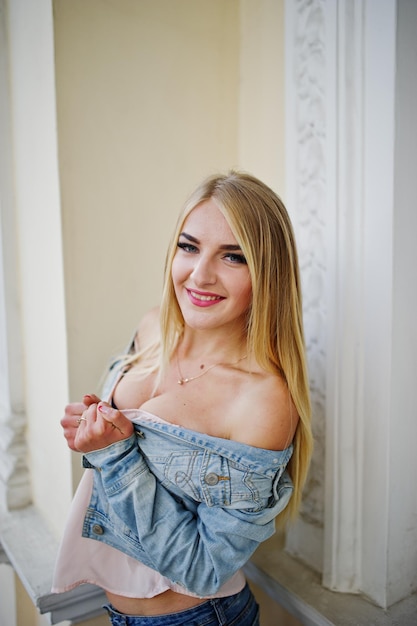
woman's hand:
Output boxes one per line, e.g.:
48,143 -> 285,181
61,394 -> 99,451
61,394 -> 134,453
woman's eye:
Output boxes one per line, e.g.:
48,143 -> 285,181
225,253 -> 247,265
177,241 -> 198,253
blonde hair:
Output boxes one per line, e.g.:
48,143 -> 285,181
157,171 -> 313,523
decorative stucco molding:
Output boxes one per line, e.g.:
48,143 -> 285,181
287,0 -> 328,532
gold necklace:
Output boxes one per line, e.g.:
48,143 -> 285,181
176,353 -> 247,385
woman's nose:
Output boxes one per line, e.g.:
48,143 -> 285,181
190,256 -> 216,285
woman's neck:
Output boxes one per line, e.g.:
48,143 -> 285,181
178,327 -> 247,362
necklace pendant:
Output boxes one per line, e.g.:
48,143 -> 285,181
176,354 -> 247,386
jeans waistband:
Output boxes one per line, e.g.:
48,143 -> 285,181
103,583 -> 259,626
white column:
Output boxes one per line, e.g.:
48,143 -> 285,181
351,0 -> 397,608
285,0 -> 417,609
0,0 -> 30,512
284,0 -> 333,575
322,0 -> 368,595
5,0 -> 72,534
361,0 -> 417,607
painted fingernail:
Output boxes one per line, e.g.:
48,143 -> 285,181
98,404 -> 111,415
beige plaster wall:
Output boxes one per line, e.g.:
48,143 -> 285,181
53,0 -> 240,456
54,0 -> 286,489
239,0 -> 286,192
49,1 -> 287,624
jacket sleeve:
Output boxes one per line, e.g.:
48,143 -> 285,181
83,433 -> 293,596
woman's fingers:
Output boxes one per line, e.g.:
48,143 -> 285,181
97,403 -> 127,434
83,393 -> 101,406
74,402 -> 133,453
60,402 -> 88,450
60,397 -> 122,452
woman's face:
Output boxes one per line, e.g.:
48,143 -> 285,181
171,199 -> 252,334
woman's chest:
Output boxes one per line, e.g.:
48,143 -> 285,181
112,367 -> 238,439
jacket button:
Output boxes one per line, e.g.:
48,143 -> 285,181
205,473 -> 219,486
92,524 -> 104,535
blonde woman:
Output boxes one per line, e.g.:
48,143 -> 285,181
53,171 -> 313,626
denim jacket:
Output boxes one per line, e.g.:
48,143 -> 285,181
82,411 -> 293,597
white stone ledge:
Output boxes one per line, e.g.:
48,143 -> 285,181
2,506 -> 416,625
0,506 -> 106,624
245,547 -> 417,626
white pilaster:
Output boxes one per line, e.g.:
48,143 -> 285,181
354,0 -> 397,608
285,0 -> 333,574
322,0 -> 366,594
285,0 -> 416,609
0,0 -> 30,512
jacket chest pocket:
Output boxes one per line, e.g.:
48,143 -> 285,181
162,450 -> 262,508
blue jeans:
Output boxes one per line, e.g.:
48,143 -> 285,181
103,583 -> 260,625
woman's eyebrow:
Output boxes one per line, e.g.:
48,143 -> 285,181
179,232 -> 199,243
179,232 -> 242,251
219,244 -> 242,251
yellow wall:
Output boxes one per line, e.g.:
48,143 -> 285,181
53,0 -> 240,451
239,0 -> 285,190
53,0 -> 285,489
53,0 -> 240,387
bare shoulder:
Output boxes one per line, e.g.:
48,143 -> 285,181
134,306 -> 160,350
229,370 -> 299,451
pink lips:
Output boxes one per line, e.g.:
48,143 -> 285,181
186,289 -> 225,308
